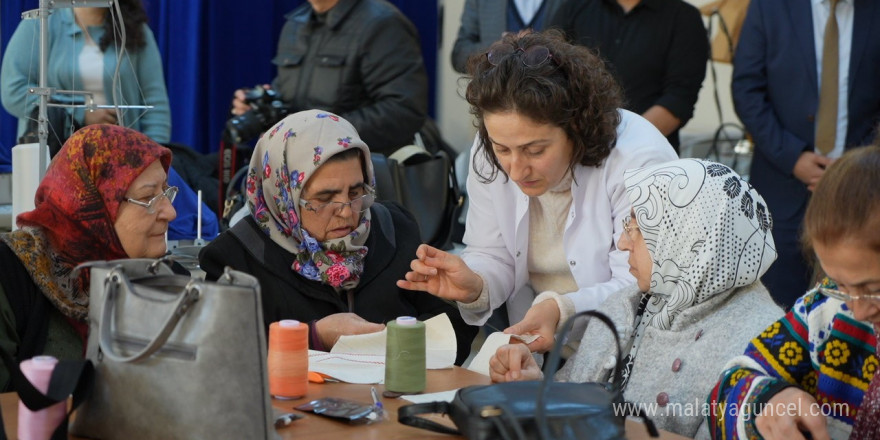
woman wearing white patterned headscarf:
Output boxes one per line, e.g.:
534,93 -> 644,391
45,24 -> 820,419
488,159 -> 785,438
199,110 -> 477,363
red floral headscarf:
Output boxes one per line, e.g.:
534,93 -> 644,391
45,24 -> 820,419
1,124 -> 171,320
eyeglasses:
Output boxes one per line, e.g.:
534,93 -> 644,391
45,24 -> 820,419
487,43 -> 553,68
622,215 -> 640,237
817,279 -> 880,303
125,186 -> 178,214
299,187 -> 375,217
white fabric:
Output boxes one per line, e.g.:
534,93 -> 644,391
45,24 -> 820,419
78,37 -> 107,105
458,110 -> 678,326
811,0 -> 853,158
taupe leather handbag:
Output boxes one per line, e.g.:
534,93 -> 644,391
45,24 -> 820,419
69,259 -> 277,440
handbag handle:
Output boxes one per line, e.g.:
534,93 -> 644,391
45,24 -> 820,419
397,401 -> 460,435
98,266 -> 201,363
536,310 -> 623,440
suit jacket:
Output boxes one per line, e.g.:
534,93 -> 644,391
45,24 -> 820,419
198,202 -> 478,365
732,0 -> 880,221
450,0 -> 564,73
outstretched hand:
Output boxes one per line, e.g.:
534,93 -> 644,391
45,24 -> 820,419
503,300 -> 560,353
314,313 -> 385,350
396,244 -> 484,304
489,343 -> 543,383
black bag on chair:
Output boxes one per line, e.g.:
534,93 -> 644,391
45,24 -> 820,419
370,145 -> 463,250
397,311 -> 659,440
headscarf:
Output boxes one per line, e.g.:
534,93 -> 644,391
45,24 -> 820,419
245,110 -> 375,289
624,158 -> 776,324
616,159 -> 776,387
0,125 -> 171,320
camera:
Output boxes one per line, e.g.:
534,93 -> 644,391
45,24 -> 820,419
225,87 -> 292,144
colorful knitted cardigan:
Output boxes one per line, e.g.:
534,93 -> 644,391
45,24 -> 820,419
707,280 -> 878,439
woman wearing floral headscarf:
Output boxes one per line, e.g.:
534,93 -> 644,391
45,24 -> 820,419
0,124 -> 177,390
489,159 -> 784,438
199,110 -> 477,363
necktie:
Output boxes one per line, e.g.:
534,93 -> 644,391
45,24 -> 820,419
815,0 -> 840,155
850,328 -> 880,439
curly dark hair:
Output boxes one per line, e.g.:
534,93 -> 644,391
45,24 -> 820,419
465,29 -> 622,183
98,0 -> 149,52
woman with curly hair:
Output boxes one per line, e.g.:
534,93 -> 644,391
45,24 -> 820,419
489,159 -> 783,438
1,0 -> 170,143
399,29 -> 677,352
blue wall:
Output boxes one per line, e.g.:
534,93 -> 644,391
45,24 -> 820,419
0,0 -> 439,164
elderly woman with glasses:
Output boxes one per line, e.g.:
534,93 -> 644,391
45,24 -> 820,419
0,124 -> 178,389
199,110 -> 477,362
709,145 -> 880,440
398,29 -> 676,353
488,159 -> 782,438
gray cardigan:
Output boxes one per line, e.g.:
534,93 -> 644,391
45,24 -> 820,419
556,281 -> 783,439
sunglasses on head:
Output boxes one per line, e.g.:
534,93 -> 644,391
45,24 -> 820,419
486,43 -> 553,68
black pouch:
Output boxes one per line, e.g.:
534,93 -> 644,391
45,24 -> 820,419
397,311 -> 658,440
295,397 -> 384,425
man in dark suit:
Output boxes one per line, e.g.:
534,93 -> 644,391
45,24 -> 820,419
451,0 -> 564,74
733,0 -> 880,308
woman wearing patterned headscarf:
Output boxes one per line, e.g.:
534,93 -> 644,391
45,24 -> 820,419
489,159 -> 784,438
199,110 -> 477,363
0,124 -> 177,390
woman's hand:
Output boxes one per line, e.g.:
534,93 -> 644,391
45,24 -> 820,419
755,387 -> 830,440
396,244 -> 484,303
314,313 -> 385,350
503,300 -> 560,353
489,343 -> 543,383
84,108 -> 118,126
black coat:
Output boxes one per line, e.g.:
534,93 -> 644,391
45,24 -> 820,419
199,202 -> 477,365
273,0 -> 428,154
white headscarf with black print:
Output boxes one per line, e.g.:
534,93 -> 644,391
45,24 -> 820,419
617,159 -> 776,388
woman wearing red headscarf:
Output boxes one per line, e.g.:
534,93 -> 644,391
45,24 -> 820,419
0,124 -> 177,390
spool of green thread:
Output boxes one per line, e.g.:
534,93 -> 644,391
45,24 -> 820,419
384,316 -> 426,393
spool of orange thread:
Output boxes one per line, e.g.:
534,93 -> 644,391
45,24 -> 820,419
268,319 -> 309,399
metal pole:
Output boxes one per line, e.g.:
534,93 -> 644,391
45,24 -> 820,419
37,0 -> 49,179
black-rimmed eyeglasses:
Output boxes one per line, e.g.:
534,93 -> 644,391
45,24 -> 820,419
487,43 -> 553,68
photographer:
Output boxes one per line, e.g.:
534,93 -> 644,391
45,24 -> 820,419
229,0 -> 428,154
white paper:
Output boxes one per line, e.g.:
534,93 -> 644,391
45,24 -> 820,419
402,389 -> 459,404
307,351 -> 386,384
465,331 -> 513,376
331,314 -> 457,369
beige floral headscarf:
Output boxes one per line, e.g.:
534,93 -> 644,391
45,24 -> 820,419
245,110 -> 375,289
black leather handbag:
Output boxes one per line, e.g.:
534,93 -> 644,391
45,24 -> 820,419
370,145 -> 462,251
398,311 -> 658,440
